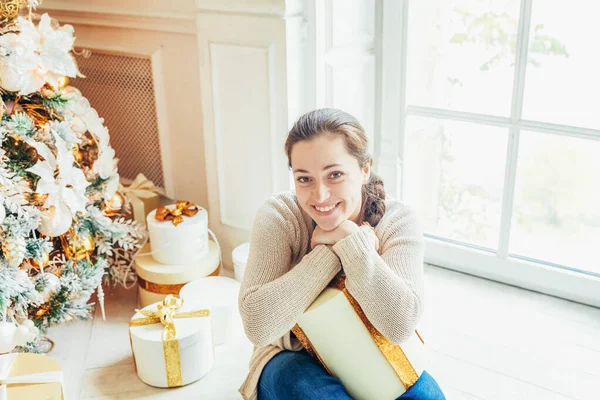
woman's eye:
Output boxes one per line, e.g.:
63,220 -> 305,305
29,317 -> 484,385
297,177 -> 310,183
330,172 -> 343,179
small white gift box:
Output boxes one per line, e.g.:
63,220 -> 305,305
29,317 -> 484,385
231,242 -> 249,282
179,277 -> 243,346
129,295 -> 214,388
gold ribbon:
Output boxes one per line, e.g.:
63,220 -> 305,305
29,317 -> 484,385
155,200 -> 200,226
137,266 -> 220,295
129,295 -> 210,387
292,274 -> 422,390
119,173 -> 160,200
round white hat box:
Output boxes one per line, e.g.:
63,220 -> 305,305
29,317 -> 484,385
179,277 -> 243,346
135,241 -> 220,308
232,242 -> 250,282
146,205 -> 209,265
129,300 -> 215,388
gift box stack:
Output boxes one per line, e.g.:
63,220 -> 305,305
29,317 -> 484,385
133,197 -> 221,308
125,175 -> 245,388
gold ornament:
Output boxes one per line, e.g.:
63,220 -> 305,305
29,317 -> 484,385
35,306 -> 48,317
25,146 -> 38,160
29,249 -> 50,270
72,144 -> 83,163
57,76 -> 69,90
104,192 -> 124,216
61,228 -> 95,262
74,150 -> 83,163
0,0 -> 23,19
2,236 -> 26,268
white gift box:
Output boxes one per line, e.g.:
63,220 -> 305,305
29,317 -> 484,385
135,241 -> 220,308
146,204 -> 209,265
179,277 -> 243,346
129,296 -> 215,388
293,276 -> 427,400
231,242 -> 250,282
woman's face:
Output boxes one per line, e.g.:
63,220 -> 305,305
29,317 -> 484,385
291,134 -> 370,232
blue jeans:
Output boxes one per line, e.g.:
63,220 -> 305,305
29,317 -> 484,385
258,350 -> 446,400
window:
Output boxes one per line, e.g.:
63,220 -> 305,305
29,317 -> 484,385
378,0 -> 600,305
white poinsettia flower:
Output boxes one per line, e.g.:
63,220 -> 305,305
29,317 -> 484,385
0,15 -> 78,94
104,174 -> 119,199
64,113 -> 87,135
94,146 -> 117,179
49,120 -> 80,147
59,85 -> 82,101
26,136 -> 90,216
64,91 -> 110,149
80,107 -> 109,149
26,140 -> 55,180
36,14 -> 78,85
0,20 -> 42,94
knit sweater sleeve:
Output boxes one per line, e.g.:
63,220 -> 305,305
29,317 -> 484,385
331,201 -> 425,345
238,196 -> 342,348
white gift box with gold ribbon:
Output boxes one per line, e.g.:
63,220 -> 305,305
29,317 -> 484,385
134,241 -> 220,308
292,275 -> 427,400
129,295 -> 215,388
146,202 -> 209,265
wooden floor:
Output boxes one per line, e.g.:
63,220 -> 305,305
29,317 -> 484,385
47,265 -> 600,399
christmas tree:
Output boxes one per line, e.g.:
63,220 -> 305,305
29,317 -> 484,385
0,1 -> 145,352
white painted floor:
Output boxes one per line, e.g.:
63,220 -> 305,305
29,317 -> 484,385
47,265 -> 600,399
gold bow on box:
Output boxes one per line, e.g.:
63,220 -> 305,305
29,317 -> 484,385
129,295 -> 209,387
119,173 -> 161,226
155,201 -> 200,226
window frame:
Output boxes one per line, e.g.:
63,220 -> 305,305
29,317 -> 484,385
377,0 -> 600,307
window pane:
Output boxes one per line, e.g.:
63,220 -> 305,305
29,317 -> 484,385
403,116 -> 508,249
406,0 -> 520,116
510,132 -> 600,274
522,1 -> 600,129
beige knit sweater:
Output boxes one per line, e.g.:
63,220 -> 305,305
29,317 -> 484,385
238,191 -> 425,400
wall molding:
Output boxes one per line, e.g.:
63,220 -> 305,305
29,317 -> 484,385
37,6 -> 196,34
195,0 -> 302,17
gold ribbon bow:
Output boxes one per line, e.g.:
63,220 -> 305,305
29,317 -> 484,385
129,295 -> 210,387
155,200 -> 200,226
118,173 -> 160,199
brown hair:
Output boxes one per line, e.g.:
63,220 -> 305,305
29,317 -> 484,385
284,108 -> 386,227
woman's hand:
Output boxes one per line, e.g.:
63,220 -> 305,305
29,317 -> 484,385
360,222 -> 380,253
310,220 -> 360,249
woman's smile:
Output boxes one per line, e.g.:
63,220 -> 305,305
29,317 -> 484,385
312,201 -> 341,216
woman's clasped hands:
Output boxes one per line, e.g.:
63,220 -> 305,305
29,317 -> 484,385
311,220 -> 379,252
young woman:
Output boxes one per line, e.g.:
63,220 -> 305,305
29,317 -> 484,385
238,108 -> 445,399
